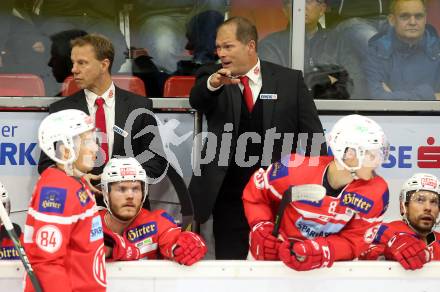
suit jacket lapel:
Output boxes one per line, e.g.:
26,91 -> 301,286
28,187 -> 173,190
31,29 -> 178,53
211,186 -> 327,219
260,62 -> 277,131
113,87 -> 129,156
71,91 -> 89,114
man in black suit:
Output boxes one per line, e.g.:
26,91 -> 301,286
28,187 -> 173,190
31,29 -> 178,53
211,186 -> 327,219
38,34 -> 167,209
189,17 -> 326,259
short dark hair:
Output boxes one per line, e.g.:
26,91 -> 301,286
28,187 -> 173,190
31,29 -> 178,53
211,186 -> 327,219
71,33 -> 115,71
220,16 -> 258,47
389,0 -> 426,14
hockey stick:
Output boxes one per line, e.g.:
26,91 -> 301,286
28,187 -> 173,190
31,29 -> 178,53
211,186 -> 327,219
272,184 -> 326,237
166,164 -> 194,232
0,203 -> 42,292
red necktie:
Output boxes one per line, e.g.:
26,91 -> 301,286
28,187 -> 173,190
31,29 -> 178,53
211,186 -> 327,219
239,76 -> 254,112
95,97 -> 109,163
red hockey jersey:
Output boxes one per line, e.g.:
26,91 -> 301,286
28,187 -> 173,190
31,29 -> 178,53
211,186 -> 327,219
243,154 -> 390,261
23,167 -> 106,292
0,224 -> 23,260
360,220 -> 440,260
100,208 -> 181,259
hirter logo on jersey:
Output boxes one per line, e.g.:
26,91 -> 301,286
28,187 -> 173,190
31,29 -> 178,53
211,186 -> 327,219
340,192 -> 374,214
126,222 -> 157,243
39,187 -> 67,214
0,246 -> 20,260
120,167 -> 136,176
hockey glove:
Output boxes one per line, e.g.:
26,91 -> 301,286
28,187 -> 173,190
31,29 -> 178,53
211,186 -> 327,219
249,221 -> 285,260
104,230 -> 141,261
172,231 -> 207,266
279,237 -> 334,271
384,233 -> 430,270
359,244 -> 386,260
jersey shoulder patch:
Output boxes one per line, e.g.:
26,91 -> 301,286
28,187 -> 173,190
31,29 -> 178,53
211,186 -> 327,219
90,216 -> 103,242
345,177 -> 389,217
268,160 -> 289,182
373,224 -> 389,244
76,188 -> 91,207
368,176 -> 390,217
161,212 -> 177,225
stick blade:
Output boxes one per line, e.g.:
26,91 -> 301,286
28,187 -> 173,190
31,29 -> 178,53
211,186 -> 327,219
290,184 -> 326,202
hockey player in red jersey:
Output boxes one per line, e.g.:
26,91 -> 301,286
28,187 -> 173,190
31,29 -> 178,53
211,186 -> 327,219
23,109 -> 106,291
360,173 -> 440,269
100,157 -> 207,265
243,114 -> 390,271
0,182 -> 23,260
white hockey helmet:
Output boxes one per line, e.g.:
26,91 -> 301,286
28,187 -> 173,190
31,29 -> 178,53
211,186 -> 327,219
0,181 -> 11,217
328,114 -> 389,172
400,173 -> 440,208
38,109 -> 95,165
101,157 -> 148,209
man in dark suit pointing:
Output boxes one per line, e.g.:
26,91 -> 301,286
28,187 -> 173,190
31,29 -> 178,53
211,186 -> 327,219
189,17 -> 326,259
38,34 -> 166,209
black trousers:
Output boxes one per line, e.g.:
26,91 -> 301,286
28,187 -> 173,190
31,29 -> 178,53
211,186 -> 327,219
212,183 -> 250,260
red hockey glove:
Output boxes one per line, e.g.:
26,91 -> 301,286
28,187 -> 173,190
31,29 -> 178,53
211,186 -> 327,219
384,233 -> 430,270
172,231 -> 207,266
249,221 -> 286,260
104,230 -> 141,261
279,237 -> 334,271
359,244 -> 386,260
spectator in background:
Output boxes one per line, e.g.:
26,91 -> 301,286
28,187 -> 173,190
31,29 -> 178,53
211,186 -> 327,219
259,0 -> 353,99
175,10 -> 224,76
130,47 -> 165,97
0,0 -> 14,68
0,0 -> 53,94
48,29 -> 87,92
325,0 -> 390,28
34,0 -> 128,75
360,173 -> 440,270
364,0 -> 440,100
317,0 -> 390,99
131,0 -> 226,74
305,64 -> 352,99
259,0 -> 331,71
259,0 -> 397,99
